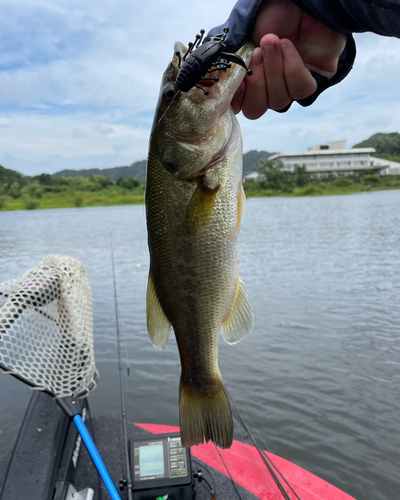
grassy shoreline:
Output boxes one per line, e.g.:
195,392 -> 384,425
0,194 -> 145,211
0,188 -> 144,211
244,183 -> 400,199
1,184 -> 399,212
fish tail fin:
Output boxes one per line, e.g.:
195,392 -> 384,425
179,375 -> 233,449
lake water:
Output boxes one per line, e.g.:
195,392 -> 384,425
0,190 -> 399,500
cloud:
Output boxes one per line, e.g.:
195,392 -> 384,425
0,111 -> 150,175
1,2 -> 400,174
93,124 -> 115,135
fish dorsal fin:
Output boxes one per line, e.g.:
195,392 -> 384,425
146,270 -> 172,350
222,278 -> 254,344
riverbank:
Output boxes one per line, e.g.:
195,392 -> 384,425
1,178 -> 400,211
0,188 -> 144,211
244,184 -> 400,198
243,174 -> 400,198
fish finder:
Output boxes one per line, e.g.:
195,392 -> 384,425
130,433 -> 194,500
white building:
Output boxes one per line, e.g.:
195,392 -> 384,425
370,157 -> 400,175
244,140 -> 400,179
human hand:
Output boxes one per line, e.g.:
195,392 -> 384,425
231,0 -> 347,118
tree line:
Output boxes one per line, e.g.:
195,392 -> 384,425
1,161 -> 400,210
243,159 -> 400,197
0,174 -> 143,210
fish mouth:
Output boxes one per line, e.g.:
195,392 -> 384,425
199,43 -> 253,102
197,78 -> 217,89
199,46 -> 253,93
154,42 -> 253,180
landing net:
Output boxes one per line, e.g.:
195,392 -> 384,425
0,255 -> 98,398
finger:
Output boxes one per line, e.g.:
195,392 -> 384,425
281,38 -> 318,100
252,0 -> 302,45
241,47 -> 268,120
260,34 -> 292,111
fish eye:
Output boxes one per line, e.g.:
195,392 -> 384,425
163,84 -> 177,102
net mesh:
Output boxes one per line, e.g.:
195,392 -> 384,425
0,255 -> 98,398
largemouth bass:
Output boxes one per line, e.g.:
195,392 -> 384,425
146,41 -> 254,449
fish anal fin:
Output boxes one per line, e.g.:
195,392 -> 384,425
222,278 -> 254,344
183,179 -> 219,236
146,271 -> 172,350
179,375 -> 233,449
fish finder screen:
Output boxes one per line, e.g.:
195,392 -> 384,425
131,434 -> 191,489
139,444 -> 165,478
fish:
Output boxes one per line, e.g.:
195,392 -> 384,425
146,41 -> 254,449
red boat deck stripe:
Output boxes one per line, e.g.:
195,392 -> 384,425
136,423 -> 356,500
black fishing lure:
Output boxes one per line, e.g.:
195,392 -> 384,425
175,27 -> 252,96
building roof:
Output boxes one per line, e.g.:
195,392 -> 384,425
372,157 -> 400,168
244,171 -> 260,179
269,148 -> 375,160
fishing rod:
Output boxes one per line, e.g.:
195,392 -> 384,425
230,396 -> 302,500
110,237 -> 133,500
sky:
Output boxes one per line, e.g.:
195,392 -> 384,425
1,0 -> 400,176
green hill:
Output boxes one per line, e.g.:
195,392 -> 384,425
353,132 -> 400,162
0,165 -> 25,185
51,160 -> 147,181
243,150 -> 274,174
6,133 -> 399,184
50,152 -> 274,181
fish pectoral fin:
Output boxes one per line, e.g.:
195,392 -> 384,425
183,179 -> 219,235
146,271 -> 172,350
222,278 -> 254,345
238,183 -> 246,221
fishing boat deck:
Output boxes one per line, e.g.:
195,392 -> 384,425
72,416 -> 257,500
0,392 -> 355,500
0,418 -> 256,500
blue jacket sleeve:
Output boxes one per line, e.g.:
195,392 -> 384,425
291,0 -> 400,37
207,0 -> 264,53
207,0 -> 400,109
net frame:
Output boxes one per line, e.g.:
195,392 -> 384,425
0,255 -> 99,398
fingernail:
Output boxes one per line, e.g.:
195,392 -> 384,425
281,43 -> 289,56
263,43 -> 275,57
251,49 -> 263,67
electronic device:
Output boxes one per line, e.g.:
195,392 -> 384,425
130,433 -> 194,500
